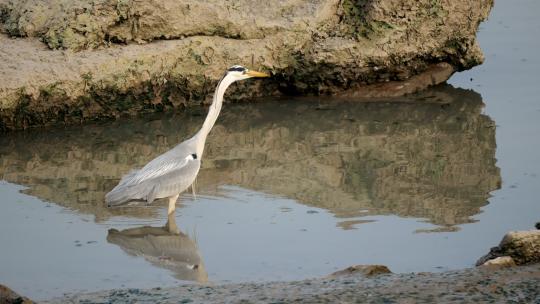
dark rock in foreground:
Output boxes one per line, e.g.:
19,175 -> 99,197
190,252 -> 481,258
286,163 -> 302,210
0,284 -> 33,304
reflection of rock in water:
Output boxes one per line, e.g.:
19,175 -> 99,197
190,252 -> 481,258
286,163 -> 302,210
200,85 -> 501,228
107,214 -> 207,283
0,113 -> 205,221
0,85 -> 500,228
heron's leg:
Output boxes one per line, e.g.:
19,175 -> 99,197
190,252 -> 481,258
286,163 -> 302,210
165,210 -> 180,234
191,179 -> 197,199
167,194 -> 179,216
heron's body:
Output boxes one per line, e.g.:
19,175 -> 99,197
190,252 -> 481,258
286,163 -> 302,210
105,65 -> 268,214
105,138 -> 200,207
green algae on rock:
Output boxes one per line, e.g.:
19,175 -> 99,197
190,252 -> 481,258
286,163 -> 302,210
0,0 -> 493,130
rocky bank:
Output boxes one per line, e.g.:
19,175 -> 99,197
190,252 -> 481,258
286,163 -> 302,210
0,0 -> 493,130
478,230 -> 540,266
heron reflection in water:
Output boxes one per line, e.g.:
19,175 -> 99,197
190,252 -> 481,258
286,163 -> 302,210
106,66 -> 269,215
107,213 -> 208,282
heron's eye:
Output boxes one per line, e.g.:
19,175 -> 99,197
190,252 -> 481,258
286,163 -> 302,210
191,153 -> 197,159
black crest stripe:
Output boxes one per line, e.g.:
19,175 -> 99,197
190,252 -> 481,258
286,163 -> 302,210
228,66 -> 245,72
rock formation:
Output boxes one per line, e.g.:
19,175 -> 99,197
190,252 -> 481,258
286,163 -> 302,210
0,0 -> 493,130
477,230 -> 540,266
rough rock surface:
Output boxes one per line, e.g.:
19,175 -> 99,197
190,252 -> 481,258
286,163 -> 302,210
0,0 -> 493,130
477,230 -> 540,266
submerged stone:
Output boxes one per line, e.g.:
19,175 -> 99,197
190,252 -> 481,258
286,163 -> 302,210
329,265 -> 391,277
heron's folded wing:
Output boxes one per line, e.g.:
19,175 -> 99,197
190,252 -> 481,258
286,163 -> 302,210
145,159 -> 201,202
134,158 -> 189,183
124,156 -> 193,186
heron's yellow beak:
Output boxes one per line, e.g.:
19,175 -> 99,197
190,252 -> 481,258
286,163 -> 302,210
246,70 -> 270,78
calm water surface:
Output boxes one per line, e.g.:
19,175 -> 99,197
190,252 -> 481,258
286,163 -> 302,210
1,1 -> 539,300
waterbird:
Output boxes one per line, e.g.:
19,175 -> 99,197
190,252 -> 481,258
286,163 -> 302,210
105,65 -> 269,215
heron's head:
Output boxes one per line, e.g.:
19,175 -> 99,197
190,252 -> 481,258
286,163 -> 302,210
226,65 -> 270,81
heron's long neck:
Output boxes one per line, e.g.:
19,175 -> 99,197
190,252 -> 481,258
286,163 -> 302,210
194,75 -> 234,156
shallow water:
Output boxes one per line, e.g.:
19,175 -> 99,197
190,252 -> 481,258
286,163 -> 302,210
1,0 -> 539,300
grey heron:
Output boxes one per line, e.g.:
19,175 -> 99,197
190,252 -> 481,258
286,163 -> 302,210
105,65 -> 269,215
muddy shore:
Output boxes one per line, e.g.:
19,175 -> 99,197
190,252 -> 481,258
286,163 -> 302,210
38,228 -> 540,302
43,264 -> 540,303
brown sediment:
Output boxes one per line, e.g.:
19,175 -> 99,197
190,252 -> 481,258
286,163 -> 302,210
336,62 -> 455,98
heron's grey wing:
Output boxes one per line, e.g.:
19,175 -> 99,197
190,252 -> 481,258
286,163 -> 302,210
124,137 -> 196,185
106,137 -> 199,205
143,158 -> 201,203
106,156 -> 200,206
130,156 -> 192,184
